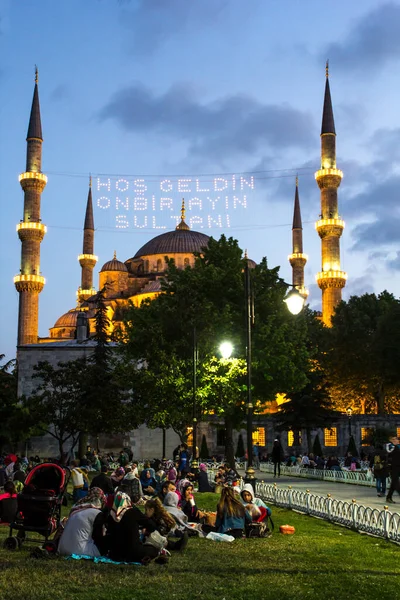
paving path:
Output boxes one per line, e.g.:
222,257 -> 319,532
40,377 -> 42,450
238,469 -> 400,515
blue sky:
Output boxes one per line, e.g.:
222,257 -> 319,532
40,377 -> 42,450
1,0 -> 400,361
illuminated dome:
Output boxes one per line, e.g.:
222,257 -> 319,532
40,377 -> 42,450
100,251 -> 128,273
53,308 -> 81,329
134,228 -> 210,258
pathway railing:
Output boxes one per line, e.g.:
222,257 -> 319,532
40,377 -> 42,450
258,462 -> 380,487
254,480 -> 400,544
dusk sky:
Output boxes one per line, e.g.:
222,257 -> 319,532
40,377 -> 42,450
1,0 -> 400,362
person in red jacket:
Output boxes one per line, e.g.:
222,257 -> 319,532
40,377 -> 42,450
0,481 -> 18,524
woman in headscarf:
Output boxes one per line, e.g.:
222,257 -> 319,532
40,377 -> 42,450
106,491 -> 160,563
140,468 -> 158,495
110,466 -> 125,489
163,491 -> 195,532
58,487 -> 107,557
196,463 -> 214,493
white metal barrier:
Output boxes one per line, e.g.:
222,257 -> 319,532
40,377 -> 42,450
255,481 -> 400,544
258,462 -> 381,487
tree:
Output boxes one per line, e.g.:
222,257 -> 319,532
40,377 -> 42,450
122,235 -> 310,463
275,368 -> 338,453
312,433 -> 323,457
200,434 -> 209,459
25,360 -> 86,461
328,292 -> 400,414
0,355 -> 32,452
236,433 -> 245,459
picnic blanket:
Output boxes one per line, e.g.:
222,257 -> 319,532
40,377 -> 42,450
65,553 -> 142,566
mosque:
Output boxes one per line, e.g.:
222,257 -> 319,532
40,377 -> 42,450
17,66 -> 397,459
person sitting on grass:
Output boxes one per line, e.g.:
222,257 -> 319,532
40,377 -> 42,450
110,466 -> 125,490
163,491 -> 196,533
70,460 -> 89,503
144,497 -> 189,552
140,468 -> 158,496
178,481 -> 200,521
106,491 -> 167,564
215,486 -> 252,539
58,487 -> 107,557
157,480 -> 177,504
196,463 -> 214,493
90,465 -> 114,495
0,481 -> 18,524
240,483 -> 271,522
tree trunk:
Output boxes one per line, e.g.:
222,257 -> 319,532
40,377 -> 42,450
224,415 -> 235,469
306,428 -> 312,454
78,432 -> 88,460
374,382 -> 385,415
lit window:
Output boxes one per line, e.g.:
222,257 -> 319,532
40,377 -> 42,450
324,428 -> 337,447
288,431 -> 294,447
186,427 -> 193,444
252,428 -> 265,446
157,258 -> 163,271
361,427 -> 374,446
397,427 -> 400,438
184,257 -> 190,267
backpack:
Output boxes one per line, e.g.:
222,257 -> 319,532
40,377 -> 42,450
245,516 -> 274,538
374,455 -> 383,471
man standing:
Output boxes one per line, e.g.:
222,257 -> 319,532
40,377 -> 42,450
386,435 -> 400,504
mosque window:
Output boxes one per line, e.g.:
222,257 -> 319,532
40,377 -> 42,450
288,430 -> 294,447
217,427 -> 226,446
361,427 -> 374,446
157,258 -> 163,271
184,257 -> 190,267
144,260 -> 149,272
324,428 -> 337,447
252,428 -> 265,446
397,427 -> 400,438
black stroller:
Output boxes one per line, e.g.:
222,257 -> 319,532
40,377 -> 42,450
4,462 -> 70,550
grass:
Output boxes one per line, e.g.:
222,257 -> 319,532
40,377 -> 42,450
0,493 -> 399,600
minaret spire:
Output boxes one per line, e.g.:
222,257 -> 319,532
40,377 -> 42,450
78,176 -> 98,302
315,63 -> 346,326
288,177 -> 308,298
176,197 -> 190,231
14,71 -> 47,345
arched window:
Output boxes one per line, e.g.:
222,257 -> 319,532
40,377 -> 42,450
144,260 -> 150,273
184,257 -> 190,267
157,258 -> 163,271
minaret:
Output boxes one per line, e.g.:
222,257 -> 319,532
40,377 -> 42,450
288,176 -> 308,297
14,67 -> 47,345
77,176 -> 98,303
315,62 -> 347,326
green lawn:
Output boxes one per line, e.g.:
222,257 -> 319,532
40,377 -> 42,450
0,493 -> 399,600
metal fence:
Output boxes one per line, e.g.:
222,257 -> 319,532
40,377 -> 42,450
254,480 -> 400,544
258,462 -> 380,487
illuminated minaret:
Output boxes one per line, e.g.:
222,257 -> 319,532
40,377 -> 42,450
289,177 -> 308,297
77,176 -> 98,303
14,68 -> 47,345
315,62 -> 347,326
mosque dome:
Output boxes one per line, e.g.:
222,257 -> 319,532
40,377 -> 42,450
133,202 -> 210,259
100,251 -> 128,273
53,308 -> 81,328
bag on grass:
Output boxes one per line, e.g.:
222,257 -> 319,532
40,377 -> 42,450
143,530 -> 168,551
245,516 -> 274,538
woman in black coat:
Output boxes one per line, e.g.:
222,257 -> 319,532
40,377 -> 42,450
271,439 -> 283,478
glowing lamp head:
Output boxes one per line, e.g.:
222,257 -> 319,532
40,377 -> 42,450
219,341 -> 233,359
284,287 -> 305,315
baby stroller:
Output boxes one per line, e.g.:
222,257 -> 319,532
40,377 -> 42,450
4,462 -> 70,550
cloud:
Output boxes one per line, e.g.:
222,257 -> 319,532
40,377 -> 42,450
322,3 -> 400,74
343,275 -> 375,299
50,84 -> 70,102
387,251 -> 400,271
99,82 -> 314,161
118,0 -> 228,55
351,215 -> 400,251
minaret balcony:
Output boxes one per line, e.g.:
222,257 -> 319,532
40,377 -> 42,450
316,270 -> 347,289
77,287 -> 96,298
288,252 -> 308,261
315,218 -> 345,238
14,274 -> 46,292
78,253 -> 98,268
19,171 -> 47,192
314,168 -> 343,190
16,221 -> 47,242
315,168 -> 343,180
288,252 -> 308,267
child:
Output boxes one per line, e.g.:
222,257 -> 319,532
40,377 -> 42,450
215,486 -> 252,539
240,483 -> 271,523
144,498 -> 189,551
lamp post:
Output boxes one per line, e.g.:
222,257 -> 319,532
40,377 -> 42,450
346,407 -> 352,438
192,326 -> 198,470
244,262 -> 306,484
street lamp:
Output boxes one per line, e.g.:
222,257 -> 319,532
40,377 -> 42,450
346,406 -> 353,437
219,341 -> 233,360
244,256 -> 306,483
